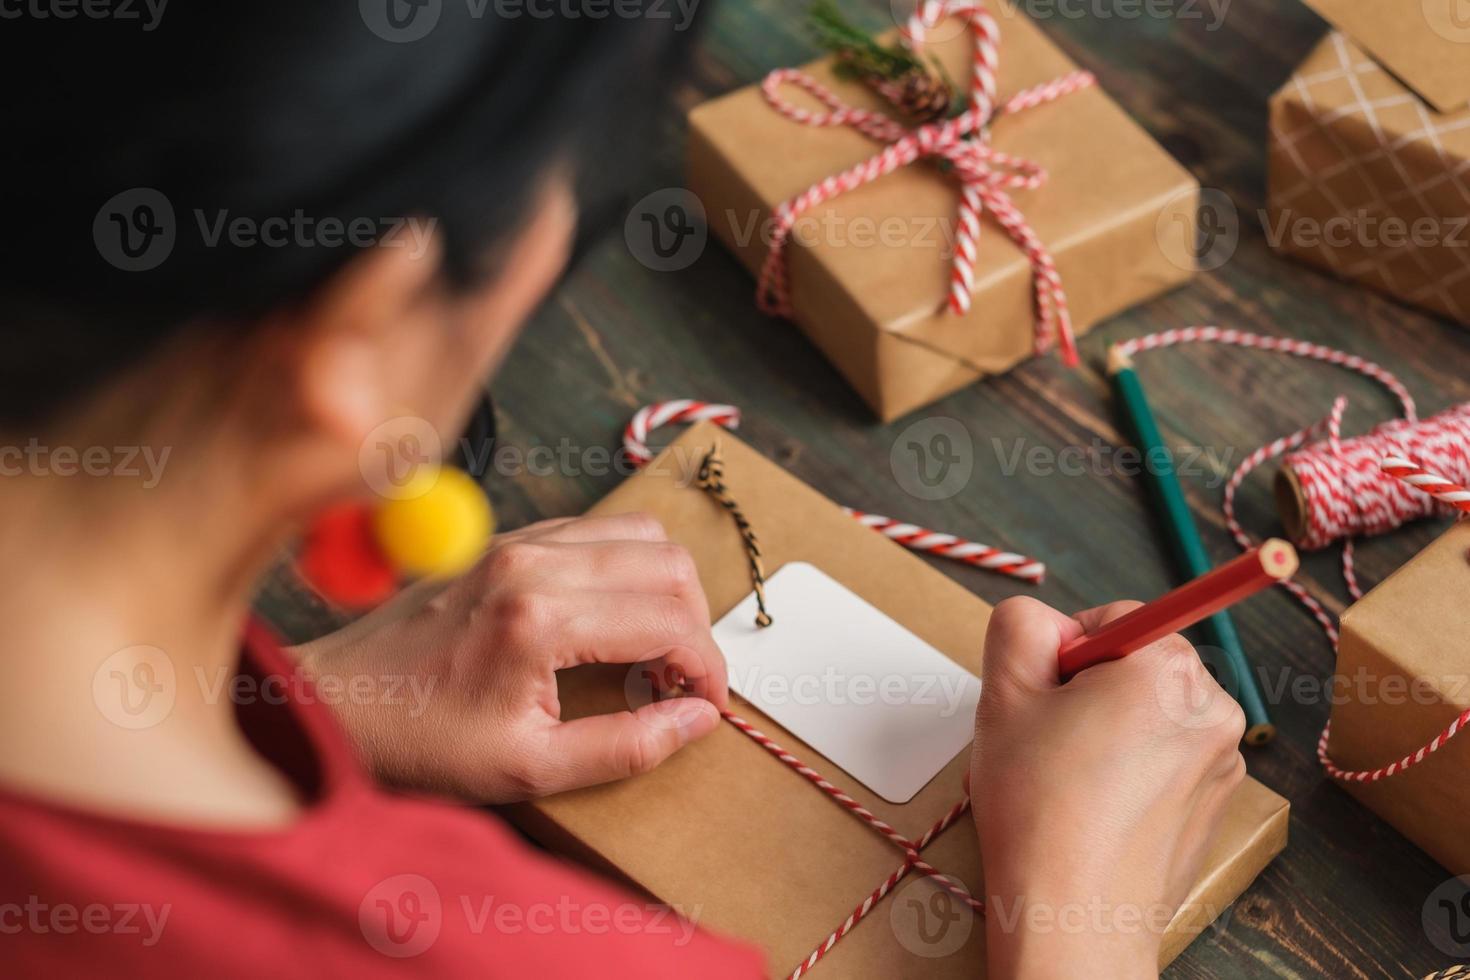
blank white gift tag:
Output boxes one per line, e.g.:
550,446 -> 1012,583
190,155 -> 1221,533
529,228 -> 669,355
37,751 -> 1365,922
712,561 -> 980,804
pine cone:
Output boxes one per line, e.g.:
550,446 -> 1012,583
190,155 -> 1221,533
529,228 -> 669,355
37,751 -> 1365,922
873,70 -> 952,123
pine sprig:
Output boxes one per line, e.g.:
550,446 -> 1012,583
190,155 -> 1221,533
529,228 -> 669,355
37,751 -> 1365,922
806,0 -> 954,122
808,0 -> 923,82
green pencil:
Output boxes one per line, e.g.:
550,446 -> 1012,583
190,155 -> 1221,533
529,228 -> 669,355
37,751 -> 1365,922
1107,345 -> 1276,746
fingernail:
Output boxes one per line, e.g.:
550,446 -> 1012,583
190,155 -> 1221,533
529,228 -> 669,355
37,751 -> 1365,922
673,698 -> 717,743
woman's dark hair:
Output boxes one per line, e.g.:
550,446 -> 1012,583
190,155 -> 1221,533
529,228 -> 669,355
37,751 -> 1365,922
1,3 -> 698,427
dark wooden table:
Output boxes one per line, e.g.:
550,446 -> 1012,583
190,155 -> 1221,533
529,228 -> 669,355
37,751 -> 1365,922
266,1 -> 1470,976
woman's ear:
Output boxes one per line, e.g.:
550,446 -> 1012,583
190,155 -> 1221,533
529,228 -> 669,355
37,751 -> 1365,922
283,229 -> 448,451
259,174 -> 575,468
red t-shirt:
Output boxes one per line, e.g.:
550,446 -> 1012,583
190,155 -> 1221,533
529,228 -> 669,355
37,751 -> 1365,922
0,620 -> 765,978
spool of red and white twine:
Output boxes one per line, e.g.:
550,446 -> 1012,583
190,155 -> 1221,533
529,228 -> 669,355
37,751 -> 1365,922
755,0 -> 1095,365
622,399 -> 1044,584
1113,327 -> 1470,783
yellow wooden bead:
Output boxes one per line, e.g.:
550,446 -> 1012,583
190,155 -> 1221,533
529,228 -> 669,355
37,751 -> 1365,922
372,466 -> 493,579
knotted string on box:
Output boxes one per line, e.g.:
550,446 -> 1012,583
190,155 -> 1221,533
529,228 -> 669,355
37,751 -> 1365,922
1113,327 -> 1470,783
755,0 -> 1095,366
622,400 -> 989,978
695,443 -> 774,628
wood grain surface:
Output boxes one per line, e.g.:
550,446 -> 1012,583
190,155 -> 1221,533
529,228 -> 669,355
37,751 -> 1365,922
260,1 -> 1470,975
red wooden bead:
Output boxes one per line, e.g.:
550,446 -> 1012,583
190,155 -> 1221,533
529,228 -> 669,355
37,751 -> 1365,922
298,501 -> 397,608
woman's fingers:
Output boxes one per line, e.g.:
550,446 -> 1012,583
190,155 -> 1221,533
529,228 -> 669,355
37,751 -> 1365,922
521,592 -> 728,709
1072,599 -> 1145,634
482,538 -> 707,611
494,516 -> 578,541
534,698 -> 721,793
982,596 -> 1086,692
516,512 -> 669,545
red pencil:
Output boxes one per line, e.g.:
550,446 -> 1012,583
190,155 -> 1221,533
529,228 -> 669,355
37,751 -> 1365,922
1058,539 -> 1299,679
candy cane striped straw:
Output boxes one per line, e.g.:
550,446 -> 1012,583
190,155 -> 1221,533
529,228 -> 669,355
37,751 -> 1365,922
622,400 -> 741,466
1381,455 -> 1470,514
622,401 -> 1046,585
843,508 -> 1045,583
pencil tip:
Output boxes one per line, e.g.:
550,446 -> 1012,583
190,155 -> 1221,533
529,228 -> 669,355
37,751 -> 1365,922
1258,539 -> 1300,580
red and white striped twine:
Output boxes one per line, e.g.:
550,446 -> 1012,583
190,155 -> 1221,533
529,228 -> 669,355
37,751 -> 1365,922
1381,454 -> 1470,516
755,0 -> 1094,366
622,400 -> 1045,583
624,399 -> 989,977
718,698 -> 978,979
1115,327 -> 1470,783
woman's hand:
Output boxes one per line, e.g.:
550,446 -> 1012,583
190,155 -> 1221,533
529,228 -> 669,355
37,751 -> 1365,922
294,513 -> 728,803
971,597 -> 1246,978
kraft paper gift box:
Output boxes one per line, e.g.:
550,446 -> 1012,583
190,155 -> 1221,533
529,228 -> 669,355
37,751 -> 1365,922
1326,521 -> 1470,874
1267,0 -> 1470,327
686,13 -> 1198,422
504,423 -> 1289,977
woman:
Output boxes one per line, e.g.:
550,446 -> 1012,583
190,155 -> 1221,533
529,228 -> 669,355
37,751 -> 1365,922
0,4 -> 1245,977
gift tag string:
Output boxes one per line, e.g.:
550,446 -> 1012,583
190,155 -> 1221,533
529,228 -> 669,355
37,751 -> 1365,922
697,442 -> 774,628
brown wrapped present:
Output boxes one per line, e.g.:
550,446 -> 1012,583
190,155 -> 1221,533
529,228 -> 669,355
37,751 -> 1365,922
1266,0 -> 1470,327
687,11 -> 1198,422
1327,521 -> 1470,874
504,423 -> 1289,977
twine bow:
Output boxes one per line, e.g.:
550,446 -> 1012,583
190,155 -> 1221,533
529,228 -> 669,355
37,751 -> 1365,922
755,0 -> 1095,366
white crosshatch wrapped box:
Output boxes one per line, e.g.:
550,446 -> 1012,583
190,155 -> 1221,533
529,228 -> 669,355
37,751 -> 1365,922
1266,1 -> 1470,327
